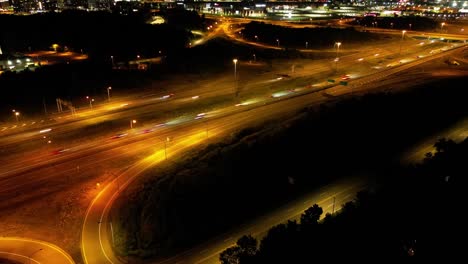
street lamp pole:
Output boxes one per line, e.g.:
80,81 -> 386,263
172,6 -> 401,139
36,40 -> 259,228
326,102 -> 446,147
233,59 -> 238,80
233,59 -> 238,97
334,42 -> 341,72
86,96 -> 94,109
276,39 -> 280,47
399,30 -> 406,56
305,41 -> 308,49
12,110 -> 20,122
164,137 -> 168,160
332,197 -> 336,214
130,119 -> 136,129
29,248 -> 42,264
107,86 -> 112,101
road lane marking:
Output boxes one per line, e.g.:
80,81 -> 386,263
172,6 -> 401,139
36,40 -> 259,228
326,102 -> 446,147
0,237 -> 74,264
0,251 -> 41,264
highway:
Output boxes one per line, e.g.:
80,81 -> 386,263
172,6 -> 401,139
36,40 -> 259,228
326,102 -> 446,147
0,237 -> 74,264
0,18 -> 467,264
82,44 -> 467,264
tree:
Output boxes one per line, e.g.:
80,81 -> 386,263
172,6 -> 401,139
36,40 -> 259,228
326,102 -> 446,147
434,138 -> 456,153
236,235 -> 257,257
220,246 -> 241,264
220,235 -> 258,264
300,204 -> 323,226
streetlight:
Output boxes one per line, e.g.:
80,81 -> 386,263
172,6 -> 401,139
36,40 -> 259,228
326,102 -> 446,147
409,23 -> 412,30
441,22 -> 445,32
28,248 -> 42,264
253,54 -> 256,62
305,41 -> 308,49
12,110 -> 20,122
110,55 -> 114,67
399,30 -> 406,56
334,42 -> 341,71
233,58 -> 238,96
107,86 -> 112,101
86,96 -> 94,108
162,136 -> 169,160
276,39 -> 280,47
233,59 -> 238,80
130,119 -> 136,129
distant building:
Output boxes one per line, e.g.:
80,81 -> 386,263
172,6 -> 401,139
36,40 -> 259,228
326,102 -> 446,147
0,0 -> 11,10
11,0 -> 38,12
0,53 -> 36,73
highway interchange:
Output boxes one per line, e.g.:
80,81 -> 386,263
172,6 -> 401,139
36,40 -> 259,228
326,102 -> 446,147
1,16 -> 467,264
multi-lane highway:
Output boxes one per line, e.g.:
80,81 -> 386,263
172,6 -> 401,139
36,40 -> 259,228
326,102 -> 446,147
0,237 -> 74,264
1,17 -> 467,264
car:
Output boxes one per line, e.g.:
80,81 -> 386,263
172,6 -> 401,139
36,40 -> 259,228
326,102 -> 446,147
341,75 -> 350,80
51,149 -> 67,155
161,93 -> 174,99
111,133 -> 127,139
195,113 -> 206,120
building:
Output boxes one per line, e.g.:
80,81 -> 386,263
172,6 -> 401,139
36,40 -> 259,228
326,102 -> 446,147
0,53 -> 37,74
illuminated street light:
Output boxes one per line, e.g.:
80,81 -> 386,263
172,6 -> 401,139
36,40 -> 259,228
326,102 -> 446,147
12,110 -> 20,122
305,41 -> 308,49
399,30 -> 406,56
28,248 -> 42,264
110,55 -> 114,67
86,97 -> 94,108
233,58 -> 238,96
233,59 -> 238,80
162,136 -> 169,160
130,119 -> 136,129
107,86 -> 112,101
334,42 -> 341,71
276,39 -> 280,47
441,22 -> 445,31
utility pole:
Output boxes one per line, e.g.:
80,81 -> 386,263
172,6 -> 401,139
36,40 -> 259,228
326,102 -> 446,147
332,196 -> 336,214
43,97 -> 47,115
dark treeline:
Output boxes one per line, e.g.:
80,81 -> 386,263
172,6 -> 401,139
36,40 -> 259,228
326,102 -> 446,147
241,21 -> 381,49
113,76 -> 468,259
0,9 -> 210,117
220,137 -> 467,262
0,61 -> 152,117
0,10 -> 192,59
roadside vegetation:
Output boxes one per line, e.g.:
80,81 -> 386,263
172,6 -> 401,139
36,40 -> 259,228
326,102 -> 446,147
220,136 -> 466,262
112,76 -> 468,259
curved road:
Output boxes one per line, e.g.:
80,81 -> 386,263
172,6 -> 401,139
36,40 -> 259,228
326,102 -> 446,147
0,237 -> 74,264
